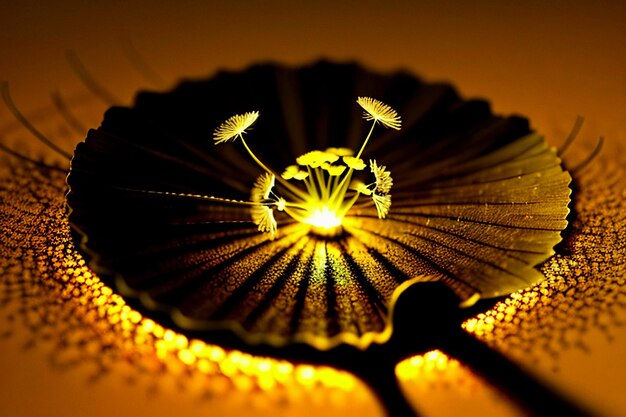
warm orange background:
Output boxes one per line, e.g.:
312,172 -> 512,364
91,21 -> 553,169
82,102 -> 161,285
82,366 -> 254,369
2,1 -> 624,142
1,1 -> 625,416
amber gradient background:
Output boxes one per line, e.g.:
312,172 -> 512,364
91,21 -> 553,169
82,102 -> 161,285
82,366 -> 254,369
1,1 -> 625,416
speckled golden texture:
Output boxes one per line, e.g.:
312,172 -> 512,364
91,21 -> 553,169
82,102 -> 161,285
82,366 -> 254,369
465,150 -> 626,360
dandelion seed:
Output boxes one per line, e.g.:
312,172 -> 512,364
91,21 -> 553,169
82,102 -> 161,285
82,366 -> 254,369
281,165 -> 299,180
325,147 -> 353,156
296,151 -> 321,167
250,173 -> 279,238
293,171 -> 309,180
251,205 -> 277,237
370,159 -> 393,194
213,111 -> 259,144
372,193 -> 391,219
297,150 -> 338,167
283,165 -> 310,180
343,156 -> 366,170
322,163 -> 346,176
251,172 -> 275,202
357,97 -> 401,130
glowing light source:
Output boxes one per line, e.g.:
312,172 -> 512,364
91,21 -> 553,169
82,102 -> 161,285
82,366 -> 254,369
304,206 -> 343,234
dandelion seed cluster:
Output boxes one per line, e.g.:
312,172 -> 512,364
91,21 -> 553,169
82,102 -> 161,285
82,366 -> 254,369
212,97 -> 399,238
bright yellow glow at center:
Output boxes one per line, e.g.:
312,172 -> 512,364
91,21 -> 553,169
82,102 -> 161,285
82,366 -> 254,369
304,206 -> 343,229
